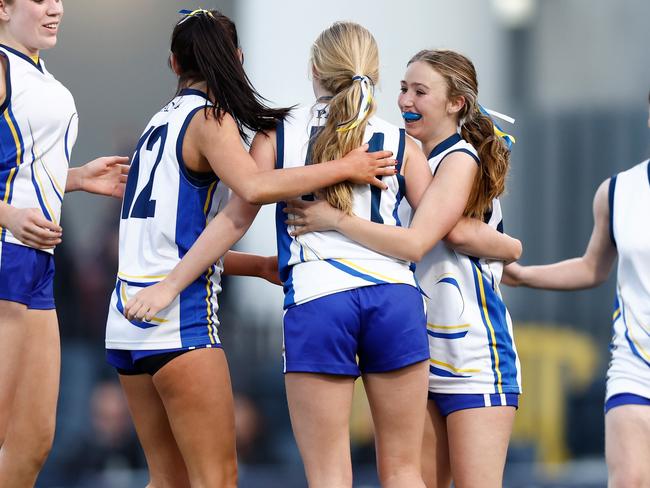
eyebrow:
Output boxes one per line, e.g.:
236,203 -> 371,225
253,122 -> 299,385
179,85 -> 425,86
400,81 -> 429,89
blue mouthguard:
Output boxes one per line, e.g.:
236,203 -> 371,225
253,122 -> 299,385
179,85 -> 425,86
402,112 -> 422,121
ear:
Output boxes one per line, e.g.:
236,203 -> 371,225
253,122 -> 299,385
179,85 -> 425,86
0,1 -> 11,22
311,64 -> 319,80
447,95 -> 465,116
169,53 -> 181,76
236,47 -> 244,65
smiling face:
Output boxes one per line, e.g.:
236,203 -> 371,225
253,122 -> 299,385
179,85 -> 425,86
398,60 -> 463,152
0,0 -> 64,56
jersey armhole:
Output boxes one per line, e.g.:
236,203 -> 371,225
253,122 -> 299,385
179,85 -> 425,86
608,175 -> 617,247
175,106 -> 218,187
275,119 -> 285,169
433,148 -> 480,176
0,52 -> 11,115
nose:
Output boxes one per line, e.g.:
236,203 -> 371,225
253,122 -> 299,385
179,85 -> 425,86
399,92 -> 414,110
47,0 -> 64,16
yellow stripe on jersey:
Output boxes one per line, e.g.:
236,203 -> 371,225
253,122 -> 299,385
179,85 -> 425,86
612,308 -> 621,321
3,110 -> 22,167
333,258 -> 402,284
2,167 -> 16,204
39,159 -> 65,199
32,162 -> 58,224
119,281 -> 169,324
118,271 -> 168,281
474,262 -> 503,394
427,323 -> 470,330
430,358 -> 481,374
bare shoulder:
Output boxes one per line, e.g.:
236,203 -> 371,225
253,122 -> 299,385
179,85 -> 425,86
593,178 -> 611,218
0,53 -> 6,107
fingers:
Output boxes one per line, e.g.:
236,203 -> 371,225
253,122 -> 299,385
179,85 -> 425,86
367,177 -> 389,191
105,156 -> 131,167
30,212 -> 62,233
282,207 -> 306,217
367,150 -> 394,160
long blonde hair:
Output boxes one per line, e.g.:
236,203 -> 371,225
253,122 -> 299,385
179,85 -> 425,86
409,50 -> 510,219
310,22 -> 379,214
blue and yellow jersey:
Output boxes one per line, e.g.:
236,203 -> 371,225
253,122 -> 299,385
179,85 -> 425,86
276,104 -> 417,309
607,159 -> 650,401
0,44 -> 78,253
400,133 -> 522,395
105,89 -> 229,350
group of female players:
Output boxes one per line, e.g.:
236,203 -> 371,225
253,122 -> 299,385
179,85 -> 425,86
1,1 -> 648,487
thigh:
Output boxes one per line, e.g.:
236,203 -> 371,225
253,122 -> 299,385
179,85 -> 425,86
446,406 -> 515,488
285,372 -> 355,487
422,400 -> 451,488
606,404 -> 650,487
152,348 -> 237,484
0,300 -> 30,438
119,373 -> 189,488
363,361 -> 429,481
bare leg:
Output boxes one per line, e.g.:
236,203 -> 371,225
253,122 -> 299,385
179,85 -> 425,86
421,400 -> 451,488
285,373 -> 355,488
363,361 -> 429,488
447,406 -> 515,488
0,304 -> 60,488
606,405 -> 650,488
119,373 -> 190,488
153,348 -> 237,488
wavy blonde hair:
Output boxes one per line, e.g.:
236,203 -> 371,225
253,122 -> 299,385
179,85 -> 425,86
310,22 -> 379,215
409,50 -> 510,219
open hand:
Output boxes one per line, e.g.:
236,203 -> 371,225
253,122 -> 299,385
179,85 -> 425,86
80,156 -> 130,198
4,207 -> 62,249
343,144 -> 396,190
283,199 -> 343,236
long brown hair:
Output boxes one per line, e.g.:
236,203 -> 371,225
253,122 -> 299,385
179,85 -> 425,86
309,22 -> 379,214
409,49 -> 510,219
171,10 -> 289,143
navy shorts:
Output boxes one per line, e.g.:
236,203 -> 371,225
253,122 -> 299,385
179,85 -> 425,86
0,241 -> 55,309
605,393 -> 650,413
107,344 -> 222,376
428,392 -> 519,417
283,283 -> 428,376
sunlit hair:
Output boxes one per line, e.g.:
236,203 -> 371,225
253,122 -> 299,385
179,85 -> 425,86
409,49 -> 510,219
310,22 -> 379,215
171,10 -> 289,142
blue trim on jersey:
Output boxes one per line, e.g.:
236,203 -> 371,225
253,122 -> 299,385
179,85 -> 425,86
178,88 -> 209,100
175,106 -> 218,188
0,44 -> 43,73
427,329 -> 468,339
429,392 -> 519,416
368,132 -> 385,224
27,130 -> 52,221
428,133 -> 462,160
608,175 -> 617,247
647,160 -> 650,187
63,114 -> 75,164
324,258 -> 388,285
470,257 -> 519,394
430,364 -> 471,378
0,102 -> 24,240
0,51 -> 11,115
114,281 -> 158,329
392,129 -> 407,227
41,161 -> 63,203
274,119 -> 296,308
440,148 -> 480,166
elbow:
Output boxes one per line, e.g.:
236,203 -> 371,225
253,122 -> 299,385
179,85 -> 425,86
405,241 -> 428,262
444,226 -> 466,249
510,239 -> 523,263
240,185 -> 268,205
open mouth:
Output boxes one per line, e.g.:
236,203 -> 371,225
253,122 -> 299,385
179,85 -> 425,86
43,23 -> 59,32
402,112 -> 422,122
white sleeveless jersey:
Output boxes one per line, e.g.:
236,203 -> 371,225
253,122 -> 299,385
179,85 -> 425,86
106,89 -> 229,350
276,104 -> 417,308
0,45 -> 78,254
399,133 -> 521,395
607,159 -> 650,400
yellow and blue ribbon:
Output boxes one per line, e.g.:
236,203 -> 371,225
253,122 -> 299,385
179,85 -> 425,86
479,104 -> 516,149
178,8 -> 215,25
336,75 -> 374,133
